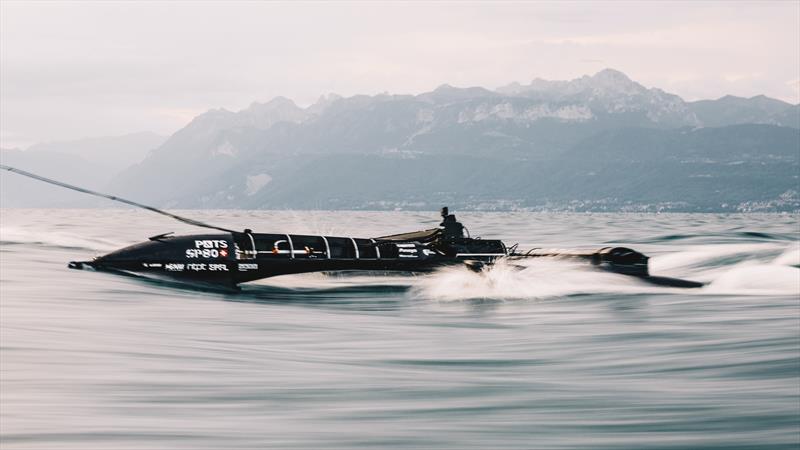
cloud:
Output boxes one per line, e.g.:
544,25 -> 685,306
1,1 -> 798,146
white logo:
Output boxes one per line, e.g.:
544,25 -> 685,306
195,240 -> 228,249
238,263 -> 258,271
186,240 -> 230,259
165,263 -> 185,271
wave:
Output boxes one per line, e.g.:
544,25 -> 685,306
638,230 -> 796,244
0,226 -> 122,252
411,242 -> 800,301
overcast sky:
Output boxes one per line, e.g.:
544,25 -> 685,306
1,1 -> 798,148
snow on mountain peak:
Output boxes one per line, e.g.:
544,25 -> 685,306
493,69 -> 695,124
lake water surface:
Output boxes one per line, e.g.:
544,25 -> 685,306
1,210 -> 798,449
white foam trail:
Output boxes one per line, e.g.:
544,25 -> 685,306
413,242 -> 800,301
703,264 -> 800,296
411,258 -> 664,301
699,242 -> 800,296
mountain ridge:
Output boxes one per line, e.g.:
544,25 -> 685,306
107,67 -> 798,212
3,69 -> 798,212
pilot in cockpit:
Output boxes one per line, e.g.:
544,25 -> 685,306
439,207 -> 465,241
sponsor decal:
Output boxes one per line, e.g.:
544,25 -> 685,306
195,240 -> 228,249
186,249 -> 219,258
182,263 -> 229,272
399,245 -> 419,258
186,240 -> 230,259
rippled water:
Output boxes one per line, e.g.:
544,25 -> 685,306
1,209 -> 799,449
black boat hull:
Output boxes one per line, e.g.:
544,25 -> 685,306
68,230 -> 703,289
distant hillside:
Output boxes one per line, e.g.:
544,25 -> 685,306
0,133 -> 165,207
26,132 -> 166,173
689,95 -> 799,128
138,124 -> 791,212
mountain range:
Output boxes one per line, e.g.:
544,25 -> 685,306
2,69 -> 799,211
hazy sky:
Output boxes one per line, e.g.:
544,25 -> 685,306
1,1 -> 798,148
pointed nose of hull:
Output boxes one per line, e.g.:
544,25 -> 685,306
68,233 -> 238,288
